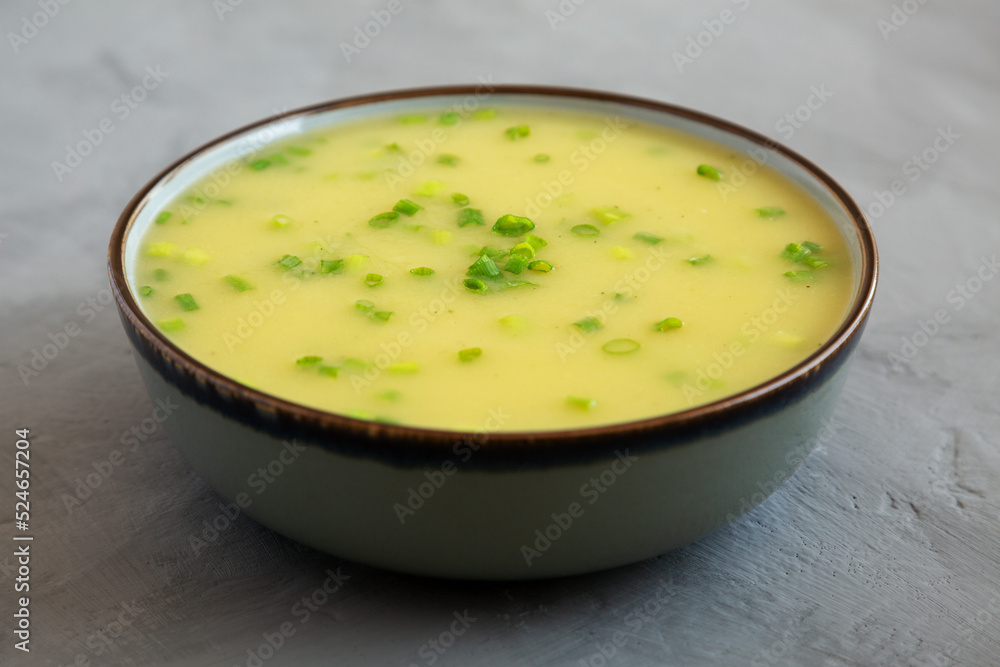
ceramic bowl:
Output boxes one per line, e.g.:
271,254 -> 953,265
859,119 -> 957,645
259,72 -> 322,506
109,85 -> 877,580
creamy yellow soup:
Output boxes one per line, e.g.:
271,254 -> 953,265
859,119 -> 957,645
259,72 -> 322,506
133,105 -> 853,431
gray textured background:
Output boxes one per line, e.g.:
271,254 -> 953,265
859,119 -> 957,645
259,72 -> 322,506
2,1 -> 999,665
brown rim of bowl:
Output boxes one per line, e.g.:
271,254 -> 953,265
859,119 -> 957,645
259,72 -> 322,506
108,84 -> 878,465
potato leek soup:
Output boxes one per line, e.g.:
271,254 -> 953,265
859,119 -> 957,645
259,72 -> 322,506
133,105 -> 853,431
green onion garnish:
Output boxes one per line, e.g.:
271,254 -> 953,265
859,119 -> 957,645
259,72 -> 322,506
655,317 -> 683,331
463,278 -> 488,293
533,153 -> 550,163
503,254 -> 529,274
492,214 -> 535,237
267,153 -> 289,166
784,270 -> 813,282
696,164 -> 722,180
384,142 -> 402,153
139,285 -> 154,296
504,125 -> 530,141
602,338 -> 641,354
155,212 -> 172,225
153,268 -> 170,281
439,112 -> 461,125
498,314 -> 527,332
633,232 -> 663,245
277,254 -> 302,270
477,246 -> 507,261
393,199 -> 423,216
223,275 -> 254,292
271,214 -> 292,229
285,145 -> 312,156
436,154 -> 460,167
249,159 -> 270,171
458,208 -> 485,227
525,234 -> 548,250
510,242 -> 535,259
364,273 -> 383,287
318,365 -> 339,378
458,347 -> 482,362
686,255 -> 713,266
591,206 -> 630,225
467,254 -> 502,279
802,241 -> 822,253
780,243 -> 808,262
452,193 -> 470,206
410,266 -> 434,276
399,114 -> 427,124
413,180 -> 446,197
377,389 -> 401,401
804,256 -> 829,269
369,310 -> 393,322
355,299 -> 375,312
157,318 -> 185,332
320,258 -> 345,274
473,108 -> 497,120
296,355 -> 323,366
571,224 -> 600,237
756,207 -> 786,218
566,396 -> 596,411
503,278 -> 537,289
527,260 -> 553,272
389,361 -> 419,374
174,293 -> 199,311
574,317 -> 603,334
369,211 -> 400,228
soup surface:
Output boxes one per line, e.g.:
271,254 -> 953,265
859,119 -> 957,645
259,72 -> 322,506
133,104 -> 854,431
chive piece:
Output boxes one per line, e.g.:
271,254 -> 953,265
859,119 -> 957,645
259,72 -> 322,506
510,242 -> 535,259
784,270 -> 814,282
369,211 -> 400,228
696,164 -> 722,180
478,246 -> 507,261
393,199 -> 423,217
249,159 -> 270,171
157,318 -> 185,332
410,266 -> 434,276
377,389 -> 401,401
533,153 -> 550,163
566,396 -> 596,411
369,310 -> 393,322
285,145 -> 312,156
802,241 -> 822,253
277,254 -> 302,270
504,254 -> 529,274
498,314 -> 526,332
504,125 -> 530,141
436,154 -> 460,167
633,231 -> 663,245
153,268 -> 170,282
320,259 -> 345,274
384,142 -> 402,153
591,206 -> 630,225
271,214 -> 292,229
146,242 -> 174,257
439,112 -> 461,125
574,317 -> 603,334
602,338 -> 641,354
781,242 -> 808,262
473,108 -> 497,120
267,153 -> 289,166
493,214 -> 535,237
571,224 -> 600,237
655,317 -> 683,331
452,193 -> 470,206
413,180 -> 446,197
458,208 -> 485,227
686,255 -> 713,266
804,256 -> 829,269
389,361 -> 419,374
527,260 -> 553,272
139,285 -> 154,296
525,234 -> 547,250
502,278 -> 537,289
318,365 -> 339,378
399,114 -> 427,124
756,207 -> 786,218
154,211 -> 172,225
458,347 -> 482,362
355,299 -> 375,312
463,278 -> 488,293
467,254 -> 501,279
174,293 -> 200,311
296,355 -> 323,366
364,273 -> 383,287
223,275 -> 254,292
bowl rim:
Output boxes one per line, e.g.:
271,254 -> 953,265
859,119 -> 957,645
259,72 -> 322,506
108,84 -> 878,466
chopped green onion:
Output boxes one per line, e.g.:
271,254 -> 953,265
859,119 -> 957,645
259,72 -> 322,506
502,278 -> 536,289
503,254 -> 529,274
655,317 -> 683,331
473,108 -> 497,120
571,224 -> 600,237
296,355 -> 323,366
154,212 -> 172,225
802,241 -> 822,253
399,114 -> 427,124
139,285 -> 154,296
527,260 -> 553,272
574,317 -> 603,334
467,254 -> 502,279
364,273 -> 383,287
566,396 -> 596,411
602,338 -> 641,354
784,270 -> 813,282
804,256 -> 829,269
780,242 -> 808,262
223,274 -> 254,292
267,153 -> 289,166
388,361 -> 419,374
463,278 -> 488,293
436,154 -> 460,167
533,153 -> 550,163
271,214 -> 292,229
498,314 -> 527,332
452,193 -> 470,206
157,318 -> 185,332
393,199 -> 423,216
320,258 -> 345,274
285,145 -> 312,156
413,180 -> 446,197
277,254 -> 302,270
510,242 -> 535,259
384,142 -> 402,153
504,125 -> 530,141
146,242 -> 174,257
458,208 -> 485,227
439,111 -> 461,125
696,164 -> 722,180
410,266 -> 434,276
377,389 -> 401,401
478,246 -> 507,261
318,365 -> 339,378
633,231 -> 663,245
525,234 -> 548,250
756,206 -> 786,218
369,211 -> 400,228
174,293 -> 199,311
369,310 -> 393,322
492,214 -> 535,237
458,347 -> 482,362
249,159 -> 270,171
591,206 -> 630,225
153,268 -> 170,282
686,255 -> 713,266
355,299 -> 375,312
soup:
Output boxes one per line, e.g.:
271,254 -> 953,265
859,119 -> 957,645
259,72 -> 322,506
131,105 -> 853,431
